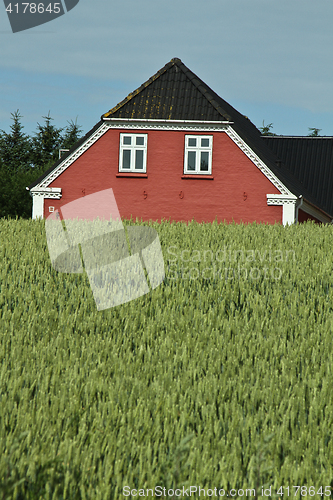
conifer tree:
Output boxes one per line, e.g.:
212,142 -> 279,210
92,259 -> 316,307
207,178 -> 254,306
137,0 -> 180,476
0,110 -> 31,173
31,112 -> 63,167
61,118 -> 83,150
0,111 -> 83,219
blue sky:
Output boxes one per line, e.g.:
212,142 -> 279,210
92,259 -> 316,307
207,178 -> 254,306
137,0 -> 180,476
1,0 -> 333,137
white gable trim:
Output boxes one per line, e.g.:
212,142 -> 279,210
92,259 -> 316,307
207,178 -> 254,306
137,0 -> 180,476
28,187 -> 62,219
225,128 -> 292,197
103,118 -> 232,133
37,122 -> 109,189
225,127 -> 300,225
267,194 -> 297,226
29,122 -> 109,219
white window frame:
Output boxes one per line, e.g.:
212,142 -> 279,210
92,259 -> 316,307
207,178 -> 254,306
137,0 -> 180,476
119,133 -> 148,172
184,135 -> 213,175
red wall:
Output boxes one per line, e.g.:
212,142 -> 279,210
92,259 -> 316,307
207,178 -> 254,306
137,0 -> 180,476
45,129 -> 282,224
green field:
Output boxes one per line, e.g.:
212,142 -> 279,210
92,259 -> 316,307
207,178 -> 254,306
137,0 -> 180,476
1,218 -> 333,499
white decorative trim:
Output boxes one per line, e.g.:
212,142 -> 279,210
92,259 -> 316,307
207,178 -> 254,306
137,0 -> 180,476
30,188 -> 62,219
30,187 -> 62,196
226,128 -> 292,197
103,118 -> 231,132
282,203 -> 297,226
267,194 -> 297,226
38,123 -> 109,189
104,118 -> 232,126
266,194 -> 297,205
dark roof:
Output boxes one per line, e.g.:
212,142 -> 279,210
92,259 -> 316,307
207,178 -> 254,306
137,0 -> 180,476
28,58 -> 333,219
103,58 -> 229,121
103,58 -> 263,133
262,136 -> 333,217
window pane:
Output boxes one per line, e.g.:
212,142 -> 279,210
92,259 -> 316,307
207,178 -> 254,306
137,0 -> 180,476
123,136 -> 131,145
188,138 -> 196,147
200,152 -> 209,171
135,150 -> 144,169
201,138 -> 209,147
187,151 -> 196,170
136,136 -> 144,146
123,150 -> 131,168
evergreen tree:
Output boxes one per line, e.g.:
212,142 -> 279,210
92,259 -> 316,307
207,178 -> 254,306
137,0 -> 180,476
31,112 -> 63,167
61,118 -> 83,150
0,111 -> 83,219
0,111 -> 36,219
0,160 -> 45,220
259,120 -> 276,136
0,110 -> 32,173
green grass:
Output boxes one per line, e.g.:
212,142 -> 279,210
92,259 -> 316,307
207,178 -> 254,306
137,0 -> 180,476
1,218 -> 333,499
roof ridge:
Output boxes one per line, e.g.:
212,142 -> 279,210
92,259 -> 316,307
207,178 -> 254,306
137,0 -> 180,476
173,60 -> 232,121
102,58 -> 235,121
172,59 -> 262,133
102,59 -> 176,119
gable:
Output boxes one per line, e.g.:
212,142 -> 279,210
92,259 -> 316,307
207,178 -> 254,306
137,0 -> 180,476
43,127 -> 283,225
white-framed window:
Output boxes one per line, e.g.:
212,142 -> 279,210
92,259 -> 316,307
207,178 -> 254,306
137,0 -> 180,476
119,133 -> 148,172
184,135 -> 213,174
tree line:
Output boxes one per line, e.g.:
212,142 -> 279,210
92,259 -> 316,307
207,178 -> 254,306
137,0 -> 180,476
0,111 -> 83,219
259,121 -> 322,136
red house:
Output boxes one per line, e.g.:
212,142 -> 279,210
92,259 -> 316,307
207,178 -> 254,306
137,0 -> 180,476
27,58 -> 333,225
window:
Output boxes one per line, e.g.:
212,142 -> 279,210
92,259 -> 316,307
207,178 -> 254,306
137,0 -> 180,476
184,135 -> 213,174
119,133 -> 147,172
